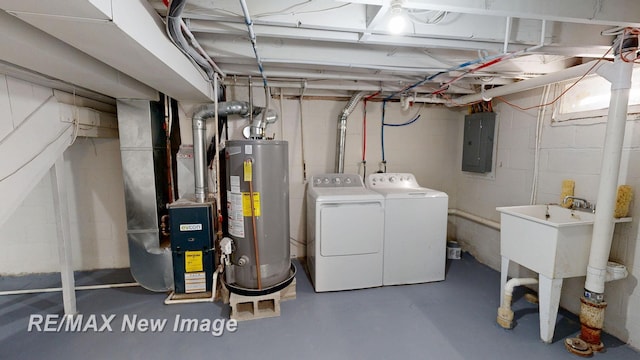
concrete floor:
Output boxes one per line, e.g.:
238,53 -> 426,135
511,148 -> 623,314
1,255 -> 638,360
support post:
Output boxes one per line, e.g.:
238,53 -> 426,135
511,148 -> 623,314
50,155 -> 76,315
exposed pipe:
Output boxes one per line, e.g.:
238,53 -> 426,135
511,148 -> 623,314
193,107 -> 209,203
192,100 -> 276,202
245,159 -> 262,290
213,75 -> 222,213
335,91 -> 367,173
401,95 -> 449,106
584,55 -> 634,296
452,60 -> 605,106
447,208 -> 501,231
0,282 -> 139,296
497,277 -> 539,329
565,38 -> 635,354
164,264 -> 222,304
238,0 -> 271,140
503,17 -> 512,54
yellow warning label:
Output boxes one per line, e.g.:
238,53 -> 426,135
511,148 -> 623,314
242,192 -> 261,217
244,161 -> 253,181
184,251 -> 203,272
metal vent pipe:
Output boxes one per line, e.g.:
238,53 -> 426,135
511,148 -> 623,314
192,101 -> 276,202
335,91 -> 367,173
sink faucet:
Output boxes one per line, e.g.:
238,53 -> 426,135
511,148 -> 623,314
563,196 -> 596,212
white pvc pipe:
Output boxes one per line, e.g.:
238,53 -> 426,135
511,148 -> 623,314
164,266 -> 221,304
584,55 -> 634,294
402,96 -> 450,106
503,17 -> 512,54
448,208 -> 501,230
452,60 -> 604,105
0,282 -> 140,296
504,277 -> 538,297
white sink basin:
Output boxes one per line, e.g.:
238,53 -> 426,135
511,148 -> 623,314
497,204 -> 630,279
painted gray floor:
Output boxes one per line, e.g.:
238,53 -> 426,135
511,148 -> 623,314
1,255 -> 638,360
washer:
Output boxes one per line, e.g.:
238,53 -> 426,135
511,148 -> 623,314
366,173 -> 448,285
307,174 -> 384,292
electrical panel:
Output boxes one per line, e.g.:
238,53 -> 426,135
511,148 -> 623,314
462,112 -> 496,173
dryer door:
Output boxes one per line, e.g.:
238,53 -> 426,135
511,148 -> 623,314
320,202 -> 383,256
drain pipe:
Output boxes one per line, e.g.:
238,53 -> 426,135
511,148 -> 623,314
335,91 -> 367,173
566,39 -> 635,355
497,277 -> 539,329
452,60 -> 604,106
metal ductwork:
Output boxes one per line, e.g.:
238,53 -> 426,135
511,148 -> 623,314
335,91 -> 367,173
192,101 -> 277,203
117,99 -> 173,292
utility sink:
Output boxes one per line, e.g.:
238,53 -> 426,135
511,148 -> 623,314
496,204 -> 631,343
497,204 -> 631,279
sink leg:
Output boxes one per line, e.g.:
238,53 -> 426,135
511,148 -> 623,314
500,256 -> 509,306
538,275 -> 563,343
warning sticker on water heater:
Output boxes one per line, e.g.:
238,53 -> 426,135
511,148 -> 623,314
242,192 -> 261,217
227,190 -> 244,238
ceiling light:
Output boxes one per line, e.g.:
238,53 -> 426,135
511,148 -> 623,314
388,0 -> 406,35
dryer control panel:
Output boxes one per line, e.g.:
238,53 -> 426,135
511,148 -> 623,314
311,174 -> 364,188
366,173 -> 419,189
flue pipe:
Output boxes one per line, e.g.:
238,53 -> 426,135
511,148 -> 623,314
335,91 -> 367,173
192,101 -> 263,203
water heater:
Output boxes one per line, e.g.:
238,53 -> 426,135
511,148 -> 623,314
224,140 -> 292,293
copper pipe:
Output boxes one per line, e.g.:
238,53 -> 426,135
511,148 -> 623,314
245,159 -> 262,290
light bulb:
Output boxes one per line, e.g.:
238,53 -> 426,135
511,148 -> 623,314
388,0 -> 406,34
388,13 -> 406,34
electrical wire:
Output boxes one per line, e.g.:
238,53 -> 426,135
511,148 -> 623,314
0,125 -> 73,182
619,27 -> 640,64
254,0 -> 311,17
494,45 -> 614,112
380,101 -> 423,168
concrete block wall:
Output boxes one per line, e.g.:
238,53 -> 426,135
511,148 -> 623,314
451,87 -> 640,347
0,75 -> 128,274
179,88 -> 461,258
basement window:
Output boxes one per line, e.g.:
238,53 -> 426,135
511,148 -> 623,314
553,66 -> 640,123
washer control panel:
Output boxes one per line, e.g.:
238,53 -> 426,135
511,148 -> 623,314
366,173 -> 419,189
311,174 -> 363,188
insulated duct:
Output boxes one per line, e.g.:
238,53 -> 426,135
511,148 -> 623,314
117,99 -> 173,292
335,91 -> 367,173
192,101 -> 277,203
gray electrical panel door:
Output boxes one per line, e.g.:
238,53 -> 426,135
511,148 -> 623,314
462,112 -> 496,173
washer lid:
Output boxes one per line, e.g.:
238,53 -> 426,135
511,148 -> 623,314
309,186 -> 384,202
370,187 -> 448,199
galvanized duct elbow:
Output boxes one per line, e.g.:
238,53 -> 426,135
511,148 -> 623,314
193,101 -> 276,202
335,91 -> 367,173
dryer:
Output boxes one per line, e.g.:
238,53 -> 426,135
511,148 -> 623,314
307,174 -> 384,292
366,173 -> 448,285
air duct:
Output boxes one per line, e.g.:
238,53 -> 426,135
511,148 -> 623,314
117,99 -> 173,292
335,91 -> 367,173
192,101 -> 277,203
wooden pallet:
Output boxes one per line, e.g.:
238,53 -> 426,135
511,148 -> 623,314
229,279 -> 296,321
